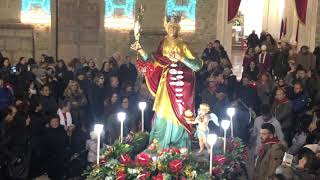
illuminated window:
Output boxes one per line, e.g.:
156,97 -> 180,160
105,0 -> 136,30
21,0 -> 51,25
166,0 -> 196,31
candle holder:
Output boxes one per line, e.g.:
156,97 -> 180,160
94,124 -> 104,166
221,120 -> 231,154
207,133 -> 218,174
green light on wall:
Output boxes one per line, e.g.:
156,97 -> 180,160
166,0 -> 196,31
105,0 -> 136,29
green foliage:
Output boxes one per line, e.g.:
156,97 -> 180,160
85,133 -> 248,180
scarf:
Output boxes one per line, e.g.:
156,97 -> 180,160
275,97 -> 289,105
57,108 -> 72,129
257,137 -> 280,158
259,52 -> 267,64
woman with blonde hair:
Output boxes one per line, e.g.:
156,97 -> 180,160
63,80 -> 88,127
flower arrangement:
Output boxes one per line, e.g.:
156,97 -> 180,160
85,133 -> 247,180
211,137 -> 248,179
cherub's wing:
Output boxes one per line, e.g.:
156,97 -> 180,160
209,113 -> 220,126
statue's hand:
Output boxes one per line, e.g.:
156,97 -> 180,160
130,41 -> 143,52
168,52 -> 183,63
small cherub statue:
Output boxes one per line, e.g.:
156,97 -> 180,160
187,103 -> 211,153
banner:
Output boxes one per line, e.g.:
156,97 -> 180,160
295,0 -> 308,24
228,0 -> 242,21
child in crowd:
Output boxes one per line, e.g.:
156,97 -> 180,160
57,101 -> 73,131
86,131 -> 98,165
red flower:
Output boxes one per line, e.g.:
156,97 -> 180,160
152,173 -> 164,180
158,148 -> 168,157
119,154 -> 132,165
116,171 -> 126,180
136,152 -> 151,166
147,144 -> 157,152
169,159 -> 183,174
213,155 -> 228,165
138,171 -> 151,180
232,140 -> 241,148
212,167 -> 223,176
181,177 -> 187,180
99,158 -> 106,164
168,147 -> 180,154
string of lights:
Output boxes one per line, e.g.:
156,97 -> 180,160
20,0 -> 196,31
105,0 -> 136,29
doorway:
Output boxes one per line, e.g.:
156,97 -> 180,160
232,0 -> 264,50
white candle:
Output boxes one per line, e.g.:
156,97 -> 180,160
117,112 -> 126,143
139,102 -> 147,132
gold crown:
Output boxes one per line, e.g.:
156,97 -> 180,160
166,12 -> 182,23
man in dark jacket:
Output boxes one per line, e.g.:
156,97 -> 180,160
254,123 -> 287,180
273,44 -> 289,78
237,76 -> 260,113
201,42 -> 219,62
33,85 -> 58,118
43,115 -> 68,180
119,56 -> 137,86
292,82 -> 309,115
272,88 -> 293,144
247,30 -> 260,48
214,40 -> 230,61
276,148 -> 319,180
0,77 -> 14,112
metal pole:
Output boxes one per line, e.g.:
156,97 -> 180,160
230,116 -> 234,138
141,109 -> 144,132
120,120 -> 123,143
96,134 -> 100,166
224,130 -> 227,154
209,146 -> 213,174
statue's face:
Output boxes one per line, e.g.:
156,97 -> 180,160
166,23 -> 180,38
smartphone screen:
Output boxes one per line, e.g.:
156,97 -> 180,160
11,66 -> 17,73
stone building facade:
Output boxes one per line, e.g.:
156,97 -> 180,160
0,0 -> 218,65
0,0 -> 319,64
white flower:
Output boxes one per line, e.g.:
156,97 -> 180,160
163,173 -> 171,180
127,168 -> 140,174
191,171 -> 197,178
180,148 -> 188,154
105,176 -> 114,180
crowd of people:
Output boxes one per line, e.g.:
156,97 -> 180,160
0,52 -> 154,179
200,32 -> 320,179
0,30 -> 320,179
